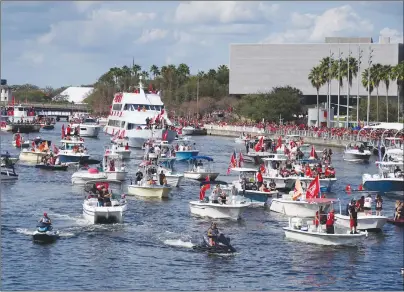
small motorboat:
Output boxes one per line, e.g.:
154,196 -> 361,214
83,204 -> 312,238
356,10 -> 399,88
71,167 -> 108,185
32,222 -> 60,243
35,163 -> 68,171
343,143 -> 372,162
102,148 -> 127,181
192,233 -> 236,254
1,166 -> 19,181
183,156 -> 220,181
386,218 -> 404,226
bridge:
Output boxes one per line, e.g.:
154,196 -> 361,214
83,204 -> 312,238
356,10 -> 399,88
1,102 -> 90,121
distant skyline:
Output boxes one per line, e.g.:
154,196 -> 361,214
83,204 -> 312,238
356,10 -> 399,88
1,1 -> 403,87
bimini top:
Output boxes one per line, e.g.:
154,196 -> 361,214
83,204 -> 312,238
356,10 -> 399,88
200,180 -> 228,187
188,156 -> 214,161
363,122 -> 404,131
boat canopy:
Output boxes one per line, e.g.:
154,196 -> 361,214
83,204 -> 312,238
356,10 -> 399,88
363,122 -> 404,131
200,180 -> 228,186
188,156 -> 214,161
231,167 -> 258,173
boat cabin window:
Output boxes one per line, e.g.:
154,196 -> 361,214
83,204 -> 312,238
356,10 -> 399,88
113,104 -> 122,111
127,123 -> 139,130
108,119 -> 120,127
123,104 -> 163,112
84,118 -> 96,123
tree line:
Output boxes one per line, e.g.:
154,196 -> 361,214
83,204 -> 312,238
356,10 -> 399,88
308,57 -> 404,124
85,63 -> 231,115
1,84 -> 73,104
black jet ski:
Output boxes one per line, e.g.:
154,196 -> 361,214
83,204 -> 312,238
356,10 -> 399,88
193,233 -> 236,254
32,222 -> 60,243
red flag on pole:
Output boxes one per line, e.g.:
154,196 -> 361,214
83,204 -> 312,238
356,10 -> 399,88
61,124 -> 65,139
199,176 -> 211,201
254,136 -> 264,152
306,175 -> 320,199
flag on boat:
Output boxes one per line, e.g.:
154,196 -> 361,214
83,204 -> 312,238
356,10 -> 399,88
306,175 -> 320,199
31,141 -> 36,148
254,136 -> 264,152
238,151 -> 244,167
227,150 -> 237,175
292,179 -> 303,201
310,145 -> 318,159
259,163 -> 266,173
53,145 -> 59,155
61,124 -> 65,139
162,130 -> 168,141
275,136 -> 282,150
199,176 -> 210,201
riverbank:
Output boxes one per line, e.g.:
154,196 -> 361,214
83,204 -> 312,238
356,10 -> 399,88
205,124 -> 368,148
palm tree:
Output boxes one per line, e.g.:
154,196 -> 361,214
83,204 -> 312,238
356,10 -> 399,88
332,56 -> 346,126
370,63 -> 383,121
308,66 -> 325,126
141,70 -> 149,79
150,65 -> 160,79
132,64 -> 142,78
362,68 -> 374,123
344,56 -> 358,127
121,65 -> 131,91
319,57 -> 335,127
393,61 -> 404,122
381,65 -> 393,122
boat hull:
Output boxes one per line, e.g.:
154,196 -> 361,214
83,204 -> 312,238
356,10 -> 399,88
35,164 -> 68,171
19,151 -> 48,162
343,151 -> 371,162
114,150 -> 131,159
58,154 -> 90,163
11,124 -> 41,133
264,176 -> 337,192
78,125 -> 101,138
270,199 -> 323,217
83,202 -> 127,224
71,172 -> 108,185
42,125 -> 55,130
127,130 -> 177,148
152,174 -> 184,187
175,151 -> 199,161
283,227 -> 366,246
105,171 -> 127,181
363,177 -> 404,195
335,214 -> 387,230
32,231 -> 59,243
189,201 -> 250,220
1,170 -> 18,180
127,185 -> 172,198
240,190 -> 277,206
183,171 -> 219,181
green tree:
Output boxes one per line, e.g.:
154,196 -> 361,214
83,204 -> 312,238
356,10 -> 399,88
371,63 -> 383,121
393,61 -> 404,121
308,66 -> 325,126
380,65 -> 393,122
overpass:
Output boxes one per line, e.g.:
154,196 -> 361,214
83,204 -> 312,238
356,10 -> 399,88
1,102 -> 90,121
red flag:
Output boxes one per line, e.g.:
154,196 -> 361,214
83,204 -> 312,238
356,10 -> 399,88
161,108 -> 165,115
310,145 -> 318,159
306,175 -> 320,199
178,128 -> 182,135
53,145 -> 59,154
31,141 -> 35,148
238,151 -> 244,167
162,131 -> 168,141
61,124 -> 65,139
227,151 -> 237,174
16,134 -> 21,148
254,136 -> 264,152
199,176 -> 211,201
275,136 -> 282,150
137,106 -> 141,112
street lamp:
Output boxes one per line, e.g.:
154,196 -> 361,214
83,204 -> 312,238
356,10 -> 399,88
357,45 -> 363,125
328,50 -> 334,128
346,45 -> 352,128
336,48 -> 343,127
366,46 -> 374,125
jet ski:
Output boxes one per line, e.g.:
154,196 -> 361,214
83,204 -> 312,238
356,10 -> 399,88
193,233 -> 236,254
32,222 -> 60,243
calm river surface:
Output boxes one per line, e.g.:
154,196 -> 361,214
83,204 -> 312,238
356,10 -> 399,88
1,123 -> 403,290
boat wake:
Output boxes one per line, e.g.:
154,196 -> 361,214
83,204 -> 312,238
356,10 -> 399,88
164,239 -> 195,248
15,228 -> 75,237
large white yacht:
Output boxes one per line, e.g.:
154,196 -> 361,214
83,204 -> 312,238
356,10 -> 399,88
104,77 -> 177,148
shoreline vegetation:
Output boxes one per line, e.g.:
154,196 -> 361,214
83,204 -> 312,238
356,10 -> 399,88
4,60 -> 403,124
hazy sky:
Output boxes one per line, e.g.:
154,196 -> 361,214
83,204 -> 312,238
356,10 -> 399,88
1,1 -> 403,87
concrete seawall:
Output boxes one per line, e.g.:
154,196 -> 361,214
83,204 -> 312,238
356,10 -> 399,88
205,125 -> 365,149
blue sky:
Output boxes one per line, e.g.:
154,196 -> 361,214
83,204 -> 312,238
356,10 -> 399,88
1,1 -> 403,88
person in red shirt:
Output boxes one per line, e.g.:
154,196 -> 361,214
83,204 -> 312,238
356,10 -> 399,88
326,209 -> 335,234
125,143 -> 129,150
256,169 -> 263,189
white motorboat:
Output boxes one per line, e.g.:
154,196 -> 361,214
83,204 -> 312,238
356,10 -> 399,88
71,167 -> 108,185
234,133 -> 250,144
0,166 -> 18,181
183,156 -> 219,181
97,117 -> 108,126
231,167 -> 278,206
151,165 -> 183,187
109,143 -> 131,159
72,117 -> 101,138
104,76 -> 176,148
283,217 -> 367,246
127,182 -> 172,198
102,148 -> 127,181
12,133 -> 30,148
335,212 -> 387,231
343,143 -> 372,162
363,161 -> 404,196
18,140 -> 52,162
189,181 -> 251,220
245,136 -> 273,164
57,137 -> 90,164
182,126 -> 195,135
82,180 -> 127,224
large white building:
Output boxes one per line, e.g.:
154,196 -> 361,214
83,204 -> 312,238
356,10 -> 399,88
55,87 -> 94,104
229,37 -> 404,97
0,79 -> 12,103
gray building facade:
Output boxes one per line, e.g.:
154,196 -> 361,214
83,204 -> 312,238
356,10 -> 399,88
229,37 -> 403,97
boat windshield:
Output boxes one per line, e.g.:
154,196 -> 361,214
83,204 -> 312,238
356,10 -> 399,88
84,118 -> 97,123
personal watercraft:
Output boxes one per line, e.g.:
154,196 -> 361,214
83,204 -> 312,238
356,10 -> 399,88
193,233 -> 236,254
32,222 -> 60,243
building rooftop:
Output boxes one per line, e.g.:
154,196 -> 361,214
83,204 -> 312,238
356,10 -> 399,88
325,37 -> 374,44
55,87 -> 94,104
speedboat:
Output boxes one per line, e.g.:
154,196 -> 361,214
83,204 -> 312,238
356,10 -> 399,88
283,217 -> 367,246
335,212 -> 388,231
71,167 -> 107,185
102,148 -> 127,181
32,222 -> 60,243
192,233 -> 236,254
174,141 -> 199,161
83,180 -> 128,224
0,166 -> 19,180
234,133 -> 250,144
343,143 -> 372,162
189,181 -> 251,220
19,140 -> 52,163
231,167 -> 279,206
362,161 -> 404,195
127,167 -> 173,198
72,117 -> 101,138
387,218 -> 404,226
57,137 -> 90,164
109,144 -> 131,159
183,156 -> 220,181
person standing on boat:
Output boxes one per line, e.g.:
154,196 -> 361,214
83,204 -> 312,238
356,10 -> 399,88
256,169 -> 263,189
159,170 -> 166,186
326,209 -> 335,234
135,169 -> 143,185
375,194 -> 383,216
363,194 -> 373,215
349,200 -> 358,234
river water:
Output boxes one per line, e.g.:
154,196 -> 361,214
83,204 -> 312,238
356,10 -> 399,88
1,123 -> 403,290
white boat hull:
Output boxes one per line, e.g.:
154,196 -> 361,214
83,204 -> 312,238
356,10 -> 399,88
343,150 -> 371,162
152,174 -> 184,187
114,149 -> 131,159
127,185 -> 172,198
105,171 -> 127,181
264,175 -> 337,191
83,199 -> 127,224
335,214 -> 388,230
189,201 -> 250,220
1,124 -> 12,132
270,199 -> 323,217
283,227 -> 366,246
183,171 -> 219,181
71,172 -> 108,185
79,125 -> 100,137
1,171 -> 18,180
19,151 -> 48,162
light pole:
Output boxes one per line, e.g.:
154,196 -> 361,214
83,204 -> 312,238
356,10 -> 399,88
366,46 -> 374,125
328,50 -> 334,128
336,48 -> 343,127
346,45 -> 352,128
357,45 -> 363,125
